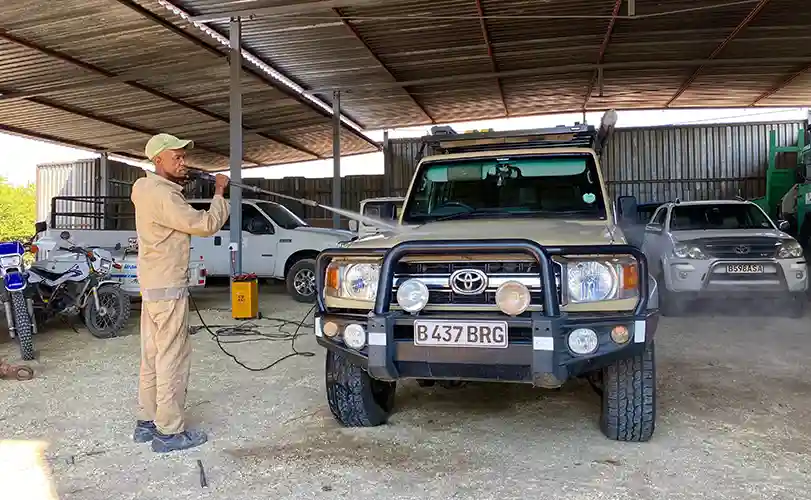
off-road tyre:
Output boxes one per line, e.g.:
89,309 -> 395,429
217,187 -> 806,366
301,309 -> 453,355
83,284 -> 131,339
325,349 -> 396,427
600,341 -> 656,442
286,259 -> 317,303
11,292 -> 34,361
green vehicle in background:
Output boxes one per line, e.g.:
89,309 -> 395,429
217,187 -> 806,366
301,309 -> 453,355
750,125 -> 811,249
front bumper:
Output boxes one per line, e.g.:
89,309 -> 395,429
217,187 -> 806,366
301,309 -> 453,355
315,239 -> 658,387
664,257 -> 807,293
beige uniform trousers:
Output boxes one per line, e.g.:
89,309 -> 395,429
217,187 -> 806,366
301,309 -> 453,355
137,296 -> 191,435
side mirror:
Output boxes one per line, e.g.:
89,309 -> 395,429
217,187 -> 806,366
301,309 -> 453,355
34,221 -> 47,234
348,220 -> 358,232
60,231 -> 71,240
247,218 -> 272,234
616,195 -> 638,222
777,220 -> 790,231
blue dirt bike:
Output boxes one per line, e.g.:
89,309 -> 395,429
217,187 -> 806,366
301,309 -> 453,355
0,237 -> 36,361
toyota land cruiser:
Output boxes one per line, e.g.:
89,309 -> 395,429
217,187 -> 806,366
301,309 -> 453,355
314,113 -> 661,442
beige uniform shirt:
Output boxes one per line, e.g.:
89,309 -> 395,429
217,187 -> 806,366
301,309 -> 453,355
131,172 -> 229,301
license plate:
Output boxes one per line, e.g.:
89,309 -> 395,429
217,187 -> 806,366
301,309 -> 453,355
726,264 -> 764,274
414,320 -> 508,348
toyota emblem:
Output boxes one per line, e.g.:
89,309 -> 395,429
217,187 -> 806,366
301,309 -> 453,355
733,245 -> 750,255
449,269 -> 488,295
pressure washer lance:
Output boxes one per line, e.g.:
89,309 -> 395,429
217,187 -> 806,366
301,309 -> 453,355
185,167 -> 399,231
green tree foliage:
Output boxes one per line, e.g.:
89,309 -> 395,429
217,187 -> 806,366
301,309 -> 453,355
0,176 -> 36,242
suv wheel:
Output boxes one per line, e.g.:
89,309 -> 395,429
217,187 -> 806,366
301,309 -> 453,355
659,274 -> 687,316
326,349 -> 396,427
599,341 -> 656,442
787,293 -> 807,318
286,259 -> 317,303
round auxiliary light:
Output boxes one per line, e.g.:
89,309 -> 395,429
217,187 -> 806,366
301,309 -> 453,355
568,328 -> 599,355
610,325 -> 630,345
343,324 -> 367,350
396,278 -> 430,314
495,281 -> 531,316
323,321 -> 339,338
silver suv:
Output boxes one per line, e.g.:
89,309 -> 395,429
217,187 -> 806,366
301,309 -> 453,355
641,199 -> 807,316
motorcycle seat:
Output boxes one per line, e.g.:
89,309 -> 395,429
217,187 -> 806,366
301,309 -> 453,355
29,265 -> 69,282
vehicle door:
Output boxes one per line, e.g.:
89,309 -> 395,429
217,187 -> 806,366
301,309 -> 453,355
188,201 -> 229,276
241,202 -> 278,277
641,206 -> 669,276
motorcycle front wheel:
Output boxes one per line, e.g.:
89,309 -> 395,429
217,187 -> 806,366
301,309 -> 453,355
10,292 -> 35,360
83,284 -> 131,339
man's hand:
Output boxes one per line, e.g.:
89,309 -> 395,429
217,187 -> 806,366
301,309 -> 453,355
214,174 -> 230,196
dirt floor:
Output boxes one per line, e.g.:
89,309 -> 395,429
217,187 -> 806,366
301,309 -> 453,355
1,282 -> 811,500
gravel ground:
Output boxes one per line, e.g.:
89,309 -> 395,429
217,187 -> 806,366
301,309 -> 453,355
1,283 -> 810,500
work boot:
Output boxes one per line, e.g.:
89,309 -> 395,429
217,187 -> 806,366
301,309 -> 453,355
151,429 -> 208,453
133,420 -> 157,443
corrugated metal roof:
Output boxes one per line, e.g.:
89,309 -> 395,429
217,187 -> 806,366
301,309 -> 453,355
0,0 -> 380,171
1,0 -> 810,171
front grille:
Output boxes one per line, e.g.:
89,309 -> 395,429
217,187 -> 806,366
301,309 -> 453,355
391,259 -> 562,309
699,237 -> 780,259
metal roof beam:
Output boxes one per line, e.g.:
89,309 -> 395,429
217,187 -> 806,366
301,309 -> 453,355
333,7 -> 434,124
665,0 -> 772,107
473,0 -> 508,116
115,0 -> 380,151
305,56 -> 811,93
751,63 -> 811,105
583,0 -> 622,111
188,0 -> 395,23
0,29 -> 322,160
0,89 -> 252,164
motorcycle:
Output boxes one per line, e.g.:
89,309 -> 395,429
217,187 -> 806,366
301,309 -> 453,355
0,237 -> 37,360
1,223 -> 132,359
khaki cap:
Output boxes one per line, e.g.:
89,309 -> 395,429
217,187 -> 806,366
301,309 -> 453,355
145,133 -> 194,160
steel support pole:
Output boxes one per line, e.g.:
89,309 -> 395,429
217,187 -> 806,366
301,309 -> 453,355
229,17 -> 243,276
332,90 -> 341,229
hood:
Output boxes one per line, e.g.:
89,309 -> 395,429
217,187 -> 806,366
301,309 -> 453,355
670,228 -> 791,242
294,226 -> 354,239
347,218 -> 624,249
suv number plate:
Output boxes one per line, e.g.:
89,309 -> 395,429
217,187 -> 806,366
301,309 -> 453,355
414,320 -> 508,348
726,264 -> 764,274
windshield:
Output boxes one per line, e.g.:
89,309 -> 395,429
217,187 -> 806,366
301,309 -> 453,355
255,202 -> 308,229
401,154 -> 606,223
669,204 -> 774,231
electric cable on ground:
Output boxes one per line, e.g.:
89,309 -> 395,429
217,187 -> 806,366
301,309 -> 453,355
188,292 -> 316,371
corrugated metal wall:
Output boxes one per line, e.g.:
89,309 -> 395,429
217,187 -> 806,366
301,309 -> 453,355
384,120 -> 808,203
601,121 -> 805,204
36,157 -> 146,230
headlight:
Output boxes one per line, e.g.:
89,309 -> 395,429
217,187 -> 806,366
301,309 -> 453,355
325,261 -> 380,301
396,278 -> 429,313
673,242 -> 707,259
0,255 -> 22,267
777,240 -> 804,259
565,257 -> 638,303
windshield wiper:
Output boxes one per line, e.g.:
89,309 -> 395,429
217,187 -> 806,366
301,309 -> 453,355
431,209 -> 510,222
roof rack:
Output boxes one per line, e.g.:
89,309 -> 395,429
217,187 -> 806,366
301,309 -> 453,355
421,110 -> 618,156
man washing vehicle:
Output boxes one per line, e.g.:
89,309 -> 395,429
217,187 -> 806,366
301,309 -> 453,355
130,133 -> 230,453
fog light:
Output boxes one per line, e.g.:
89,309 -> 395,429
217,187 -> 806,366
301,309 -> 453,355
610,325 -> 630,344
797,272 -> 804,280
343,324 -> 367,350
323,321 -> 339,338
679,271 -> 688,279
396,278 -> 429,313
495,281 -> 531,316
568,328 -> 598,355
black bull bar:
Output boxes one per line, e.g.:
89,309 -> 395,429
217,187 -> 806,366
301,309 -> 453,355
315,239 -> 651,316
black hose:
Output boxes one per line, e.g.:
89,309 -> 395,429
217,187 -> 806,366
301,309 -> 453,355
188,291 -> 316,371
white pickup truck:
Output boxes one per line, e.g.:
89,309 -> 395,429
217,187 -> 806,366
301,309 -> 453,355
41,197 -> 355,302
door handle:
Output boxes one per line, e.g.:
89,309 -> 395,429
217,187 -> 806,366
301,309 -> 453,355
214,236 -> 222,246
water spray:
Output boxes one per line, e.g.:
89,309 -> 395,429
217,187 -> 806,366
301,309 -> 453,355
185,167 -> 399,231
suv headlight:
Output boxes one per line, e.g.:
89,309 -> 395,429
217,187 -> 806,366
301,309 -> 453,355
0,255 -> 22,268
565,256 -> 639,303
777,240 -> 804,259
325,261 -> 381,301
673,242 -> 707,259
